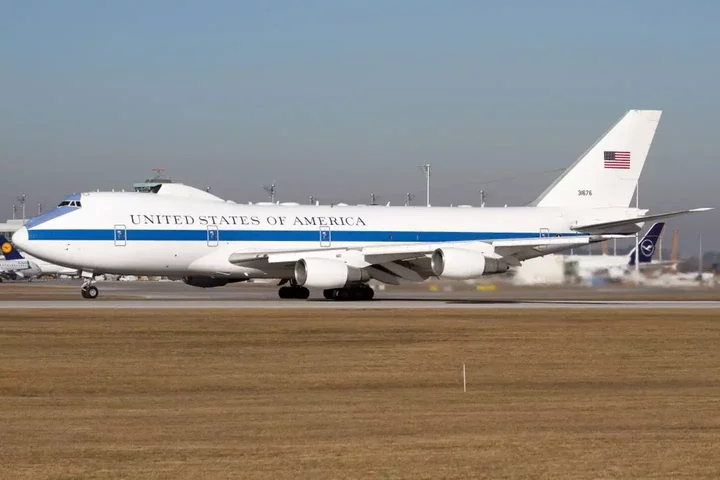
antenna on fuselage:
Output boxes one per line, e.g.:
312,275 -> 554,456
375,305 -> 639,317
263,182 -> 276,203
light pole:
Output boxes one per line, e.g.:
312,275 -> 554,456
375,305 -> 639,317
263,182 -> 276,203
419,164 -> 430,206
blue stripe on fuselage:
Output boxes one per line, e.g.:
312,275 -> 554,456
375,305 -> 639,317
27,229 -> 582,242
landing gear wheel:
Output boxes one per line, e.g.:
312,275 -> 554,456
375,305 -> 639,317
278,286 -> 310,299
82,285 -> 99,299
363,287 -> 374,301
325,286 -> 374,301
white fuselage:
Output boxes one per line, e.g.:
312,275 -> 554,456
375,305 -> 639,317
0,258 -> 42,279
13,192 -> 645,280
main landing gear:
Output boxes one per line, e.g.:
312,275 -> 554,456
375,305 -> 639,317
277,285 -> 310,299
323,284 -> 374,301
80,276 -> 99,299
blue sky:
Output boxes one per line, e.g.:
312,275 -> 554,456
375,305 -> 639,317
2,1 -> 719,252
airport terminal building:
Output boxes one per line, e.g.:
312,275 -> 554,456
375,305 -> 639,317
0,218 -> 26,239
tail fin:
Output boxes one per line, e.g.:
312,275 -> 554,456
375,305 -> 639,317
0,234 -> 24,260
531,110 -> 662,208
628,222 -> 665,266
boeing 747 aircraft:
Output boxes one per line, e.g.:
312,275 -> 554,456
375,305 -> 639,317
11,110 -> 713,299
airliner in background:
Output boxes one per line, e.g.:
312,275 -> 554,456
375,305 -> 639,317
0,234 -> 78,279
11,110 -> 713,299
1,236 -> 42,281
565,222 -> 671,281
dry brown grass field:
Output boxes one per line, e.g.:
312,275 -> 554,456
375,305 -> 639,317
2,308 -> 720,479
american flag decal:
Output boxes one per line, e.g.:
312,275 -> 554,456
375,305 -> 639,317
604,151 -> 631,169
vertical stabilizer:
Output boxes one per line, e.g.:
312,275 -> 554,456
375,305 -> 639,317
532,110 -> 662,208
628,222 -> 665,266
0,234 -> 24,260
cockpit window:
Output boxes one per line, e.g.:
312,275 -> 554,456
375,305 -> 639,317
57,200 -> 82,208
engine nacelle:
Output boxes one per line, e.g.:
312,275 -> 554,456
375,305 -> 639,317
431,248 -> 509,280
182,276 -> 231,288
294,258 -> 369,289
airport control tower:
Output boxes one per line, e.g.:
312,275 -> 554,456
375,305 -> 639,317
133,168 -> 174,193
131,168 -> 225,201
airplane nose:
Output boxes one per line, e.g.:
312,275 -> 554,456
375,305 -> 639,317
12,227 -> 29,249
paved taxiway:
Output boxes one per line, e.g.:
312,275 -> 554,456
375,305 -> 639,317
1,279 -> 719,309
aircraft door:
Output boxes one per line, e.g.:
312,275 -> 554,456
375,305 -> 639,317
207,225 -> 219,247
319,227 -> 331,247
114,225 -> 127,246
539,228 -> 550,238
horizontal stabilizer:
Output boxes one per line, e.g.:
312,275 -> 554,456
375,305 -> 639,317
571,208 -> 713,234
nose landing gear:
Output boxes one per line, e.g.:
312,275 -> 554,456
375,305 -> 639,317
80,275 -> 99,299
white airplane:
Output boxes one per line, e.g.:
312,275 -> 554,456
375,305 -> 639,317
564,222 -> 670,281
0,237 -> 42,281
11,110 -> 713,300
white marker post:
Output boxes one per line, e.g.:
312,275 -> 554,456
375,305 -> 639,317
462,363 -> 467,393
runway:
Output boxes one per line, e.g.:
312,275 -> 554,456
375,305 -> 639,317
1,299 -> 719,309
1,279 -> 719,309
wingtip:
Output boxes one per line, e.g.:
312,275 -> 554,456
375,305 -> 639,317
691,207 -> 714,212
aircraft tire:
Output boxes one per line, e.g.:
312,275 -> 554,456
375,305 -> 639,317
81,286 -> 99,299
364,287 -> 374,301
279,286 -> 310,299
323,289 -> 335,300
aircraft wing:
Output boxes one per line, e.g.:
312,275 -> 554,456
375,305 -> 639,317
572,208 -> 713,234
229,236 -> 594,283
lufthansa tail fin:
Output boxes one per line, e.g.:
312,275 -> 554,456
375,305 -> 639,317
531,110 -> 662,208
628,222 -> 665,266
0,234 -> 24,260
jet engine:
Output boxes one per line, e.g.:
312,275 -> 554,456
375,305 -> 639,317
294,258 -> 370,289
431,248 -> 509,280
182,276 -> 241,288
